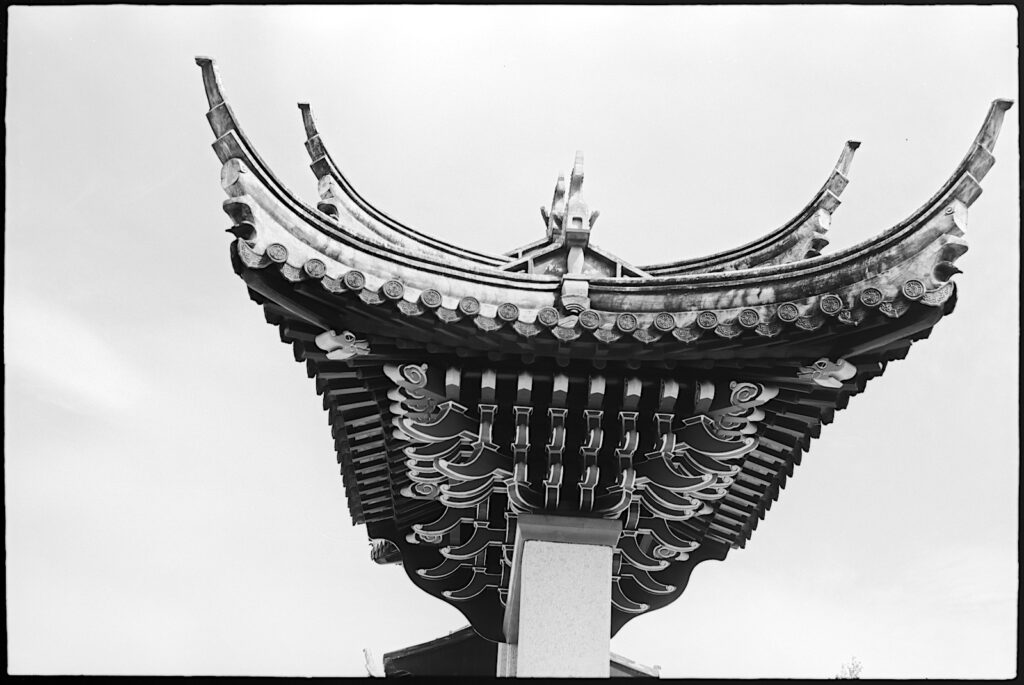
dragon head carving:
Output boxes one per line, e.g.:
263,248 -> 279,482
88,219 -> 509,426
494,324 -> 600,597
314,329 -> 371,360
798,358 -> 857,388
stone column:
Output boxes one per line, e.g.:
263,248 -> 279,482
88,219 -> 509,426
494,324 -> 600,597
497,514 -> 623,677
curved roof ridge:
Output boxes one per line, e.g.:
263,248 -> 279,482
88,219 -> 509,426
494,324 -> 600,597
297,103 -> 510,267
642,140 -> 861,275
199,57 -> 1011,334
196,57 -> 558,295
594,98 -> 1013,292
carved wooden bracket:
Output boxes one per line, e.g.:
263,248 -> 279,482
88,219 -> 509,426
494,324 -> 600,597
384,363 -> 777,622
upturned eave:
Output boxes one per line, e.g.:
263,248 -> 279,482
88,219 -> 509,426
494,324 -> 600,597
297,102 -> 511,269
198,57 -> 1010,352
643,140 -> 860,275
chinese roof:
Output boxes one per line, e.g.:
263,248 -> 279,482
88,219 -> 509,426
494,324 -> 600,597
196,57 -> 1011,641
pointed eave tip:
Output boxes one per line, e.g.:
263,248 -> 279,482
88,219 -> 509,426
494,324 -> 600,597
297,103 -> 318,138
195,56 -> 223,109
833,140 -> 861,178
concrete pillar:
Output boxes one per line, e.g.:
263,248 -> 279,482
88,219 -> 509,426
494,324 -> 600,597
497,514 -> 622,677
496,641 -> 517,676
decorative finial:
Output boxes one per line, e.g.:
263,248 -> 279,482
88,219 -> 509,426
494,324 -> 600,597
542,152 -> 599,245
542,173 -> 567,240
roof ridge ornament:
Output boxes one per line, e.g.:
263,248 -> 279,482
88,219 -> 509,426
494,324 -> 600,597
558,152 -> 594,312
541,151 -> 600,245
540,173 -> 566,240
505,152 -> 645,281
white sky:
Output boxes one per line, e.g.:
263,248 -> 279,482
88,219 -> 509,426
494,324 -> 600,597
4,5 -> 1018,678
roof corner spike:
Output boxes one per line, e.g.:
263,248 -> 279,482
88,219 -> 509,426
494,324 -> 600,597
194,56 -> 225,109
642,137 -> 868,274
297,102 -> 319,140
298,103 -> 332,183
836,140 -> 861,177
974,98 -> 1015,153
816,139 -> 861,212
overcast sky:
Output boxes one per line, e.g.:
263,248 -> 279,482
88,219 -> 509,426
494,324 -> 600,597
5,5 -> 1018,678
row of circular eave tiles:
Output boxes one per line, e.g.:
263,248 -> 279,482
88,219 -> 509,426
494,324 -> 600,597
242,239 -> 955,344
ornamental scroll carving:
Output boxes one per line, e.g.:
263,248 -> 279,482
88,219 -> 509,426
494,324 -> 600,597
384,363 -> 778,616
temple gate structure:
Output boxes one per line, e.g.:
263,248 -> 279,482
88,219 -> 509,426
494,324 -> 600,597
196,57 -> 1011,677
